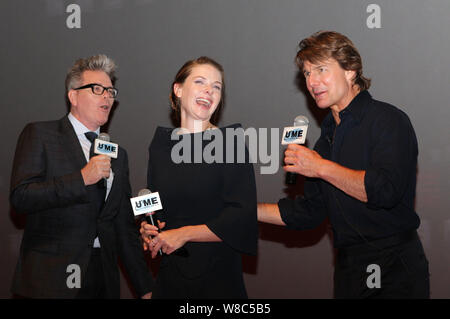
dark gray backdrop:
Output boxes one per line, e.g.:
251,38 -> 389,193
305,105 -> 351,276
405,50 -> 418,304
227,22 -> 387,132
1,0 -> 449,298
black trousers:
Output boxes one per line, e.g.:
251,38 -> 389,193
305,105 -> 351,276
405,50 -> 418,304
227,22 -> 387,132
334,231 -> 430,299
76,248 -> 107,299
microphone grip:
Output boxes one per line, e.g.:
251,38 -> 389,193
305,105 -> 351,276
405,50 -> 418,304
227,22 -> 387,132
145,214 -> 163,256
285,172 -> 297,185
145,214 -> 157,229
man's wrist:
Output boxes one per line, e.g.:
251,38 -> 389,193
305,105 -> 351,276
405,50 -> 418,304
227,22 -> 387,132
317,158 -> 331,180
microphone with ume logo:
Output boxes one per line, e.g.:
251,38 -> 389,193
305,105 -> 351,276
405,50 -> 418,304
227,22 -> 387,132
282,115 -> 309,185
137,189 -> 159,229
129,189 -> 189,257
97,133 -> 112,187
131,188 -> 163,255
94,133 -> 119,158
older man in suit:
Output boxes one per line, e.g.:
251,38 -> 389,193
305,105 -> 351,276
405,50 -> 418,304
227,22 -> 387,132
10,54 -> 153,298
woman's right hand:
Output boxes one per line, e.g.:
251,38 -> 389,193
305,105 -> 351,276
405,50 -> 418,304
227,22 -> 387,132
140,218 -> 165,251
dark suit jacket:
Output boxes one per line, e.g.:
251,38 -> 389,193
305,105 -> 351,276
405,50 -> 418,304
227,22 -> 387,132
10,116 -> 154,298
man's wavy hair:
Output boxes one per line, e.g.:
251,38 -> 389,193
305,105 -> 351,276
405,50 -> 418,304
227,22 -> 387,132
296,31 -> 371,90
65,54 -> 116,93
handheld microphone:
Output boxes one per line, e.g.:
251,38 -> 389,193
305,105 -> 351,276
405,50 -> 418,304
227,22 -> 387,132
130,189 -> 188,257
130,189 -> 163,255
96,133 -> 115,187
94,133 -> 119,158
137,189 -> 159,230
282,115 -> 309,185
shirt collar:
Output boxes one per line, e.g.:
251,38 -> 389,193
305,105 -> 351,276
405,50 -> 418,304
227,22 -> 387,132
322,90 -> 372,128
320,90 -> 372,142
68,113 -> 100,137
338,90 -> 371,124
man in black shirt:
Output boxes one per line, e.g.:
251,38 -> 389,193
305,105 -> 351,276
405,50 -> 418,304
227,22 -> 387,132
258,31 -> 429,298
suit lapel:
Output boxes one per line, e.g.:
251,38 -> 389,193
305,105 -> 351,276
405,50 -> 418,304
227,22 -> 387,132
59,116 -> 88,169
108,155 -> 120,200
60,115 -> 121,218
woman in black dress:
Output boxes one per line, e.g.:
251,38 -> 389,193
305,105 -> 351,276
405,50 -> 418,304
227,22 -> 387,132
140,57 -> 257,298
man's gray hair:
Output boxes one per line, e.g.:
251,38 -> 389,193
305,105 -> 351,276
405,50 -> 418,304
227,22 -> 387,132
65,54 -> 116,92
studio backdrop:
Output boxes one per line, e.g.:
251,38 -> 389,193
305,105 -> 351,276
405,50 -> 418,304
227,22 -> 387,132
1,0 -> 449,298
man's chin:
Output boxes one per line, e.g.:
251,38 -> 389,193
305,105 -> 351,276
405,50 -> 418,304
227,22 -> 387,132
315,101 -> 331,109
98,119 -> 109,128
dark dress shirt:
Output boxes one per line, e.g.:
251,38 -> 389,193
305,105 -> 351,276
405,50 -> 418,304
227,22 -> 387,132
278,90 -> 421,248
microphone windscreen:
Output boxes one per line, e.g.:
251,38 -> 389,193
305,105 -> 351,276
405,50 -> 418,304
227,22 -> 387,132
138,188 -> 151,196
294,115 -> 309,126
98,133 -> 110,142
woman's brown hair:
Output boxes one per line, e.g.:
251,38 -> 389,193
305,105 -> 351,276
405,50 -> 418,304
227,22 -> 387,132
170,56 -> 225,126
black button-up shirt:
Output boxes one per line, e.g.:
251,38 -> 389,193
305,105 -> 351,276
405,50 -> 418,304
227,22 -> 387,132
278,90 -> 421,248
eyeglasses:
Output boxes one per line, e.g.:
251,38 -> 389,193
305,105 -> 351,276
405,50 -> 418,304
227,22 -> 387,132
74,83 -> 118,98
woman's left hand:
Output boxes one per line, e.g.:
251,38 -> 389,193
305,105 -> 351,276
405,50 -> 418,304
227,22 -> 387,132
149,227 -> 189,259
